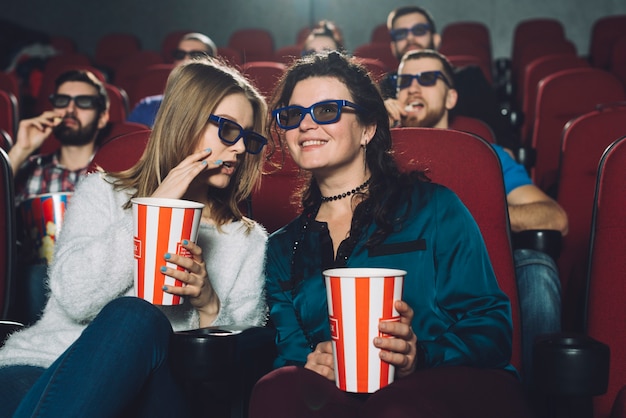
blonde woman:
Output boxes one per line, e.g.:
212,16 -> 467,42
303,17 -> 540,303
0,58 -> 270,417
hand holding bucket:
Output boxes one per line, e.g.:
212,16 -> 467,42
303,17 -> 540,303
132,197 -> 204,305
323,267 -> 406,393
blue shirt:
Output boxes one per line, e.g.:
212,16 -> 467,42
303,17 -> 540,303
265,180 -> 515,374
127,95 -> 163,127
492,144 -> 533,195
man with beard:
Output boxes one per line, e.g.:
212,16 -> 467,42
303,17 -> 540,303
387,49 -> 568,399
8,69 -> 109,324
379,6 -> 517,149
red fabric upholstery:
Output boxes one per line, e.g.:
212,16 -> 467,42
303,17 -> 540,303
390,127 -> 522,372
520,53 -> 589,143
514,39 -> 577,109
353,42 -> 399,76
241,61 -> 286,99
250,145 -> 303,234
0,148 -> 16,318
511,18 -> 565,79
0,90 -> 18,141
529,68 -> 625,192
0,71 -> 20,101
589,15 -> 626,70
228,29 -> 275,63
445,53 -> 493,85
104,83 -> 129,123
89,129 -> 151,173
273,45 -> 303,66
370,23 -> 390,44
216,46 -> 243,68
609,35 -> 626,93
126,63 -> 174,109
586,135 -> 626,418
555,103 -> 626,331
439,39 -> 492,83
441,21 -> 491,63
352,57 -> 389,83
113,50 -> 164,95
94,32 -> 141,72
449,115 -> 496,144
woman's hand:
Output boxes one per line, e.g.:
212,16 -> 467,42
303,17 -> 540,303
161,240 -> 220,326
384,98 -> 407,128
304,341 -> 335,381
150,148 -> 221,200
375,300 -> 419,378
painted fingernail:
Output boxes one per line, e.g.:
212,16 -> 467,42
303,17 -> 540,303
164,253 -> 171,259
162,285 -> 168,291
202,160 -> 208,166
214,159 -> 223,165
182,239 -> 189,245
160,266 -> 167,273
204,148 -> 212,152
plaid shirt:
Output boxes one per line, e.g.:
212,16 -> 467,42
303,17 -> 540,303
14,152 -> 91,207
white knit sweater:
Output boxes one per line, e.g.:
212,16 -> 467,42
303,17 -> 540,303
0,173 -> 268,368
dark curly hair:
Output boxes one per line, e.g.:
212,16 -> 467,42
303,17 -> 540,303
268,50 -> 429,247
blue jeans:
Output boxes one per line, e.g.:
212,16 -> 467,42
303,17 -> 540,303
0,297 -> 191,418
514,249 -> 562,386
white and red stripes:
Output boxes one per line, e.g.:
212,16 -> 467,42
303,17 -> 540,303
324,268 -> 405,393
132,198 -> 203,305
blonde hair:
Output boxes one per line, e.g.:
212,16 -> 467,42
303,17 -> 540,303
112,58 -> 268,228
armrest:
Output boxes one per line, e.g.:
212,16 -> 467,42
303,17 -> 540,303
169,325 -> 276,418
512,229 -> 562,261
532,333 -> 609,397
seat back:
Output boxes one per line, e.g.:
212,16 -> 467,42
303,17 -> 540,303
556,102 -> 626,330
449,115 -> 496,144
445,53 -> 493,85
0,89 -> 18,140
441,21 -> 491,62
514,39 -> 577,109
0,148 -> 16,318
0,72 -> 20,101
273,45 -> 303,66
439,38 -> 492,83
89,129 -> 151,173
520,53 -> 589,143
217,46 -> 243,68
353,42 -> 399,75
94,32 -> 141,73
586,135 -> 626,418
511,18 -> 565,79
240,61 -> 286,99
390,127 -> 521,371
370,23 -> 390,44
250,146 -> 303,234
588,15 -> 626,70
113,50 -> 164,95
127,64 -> 175,109
352,57 -> 389,83
609,34 -> 626,92
104,83 -> 130,123
228,29 -> 275,63
530,68 -> 625,192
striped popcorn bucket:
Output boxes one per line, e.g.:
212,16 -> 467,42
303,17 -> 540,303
132,197 -> 204,305
19,192 -> 72,264
323,268 -> 405,393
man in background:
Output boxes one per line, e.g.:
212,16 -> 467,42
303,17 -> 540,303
127,32 -> 216,127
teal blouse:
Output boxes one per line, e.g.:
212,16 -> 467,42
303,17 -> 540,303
265,180 -> 515,374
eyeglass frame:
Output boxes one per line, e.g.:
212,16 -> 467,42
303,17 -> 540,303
272,99 -> 367,130
171,49 -> 211,61
48,94 -> 103,110
393,71 -> 452,90
389,23 -> 432,42
207,114 -> 267,155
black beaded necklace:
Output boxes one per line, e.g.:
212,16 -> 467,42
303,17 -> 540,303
320,178 -> 371,202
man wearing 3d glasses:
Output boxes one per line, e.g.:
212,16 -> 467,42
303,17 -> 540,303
379,6 -> 517,149
8,69 -> 109,324
9,69 -> 109,206
127,32 -> 216,127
